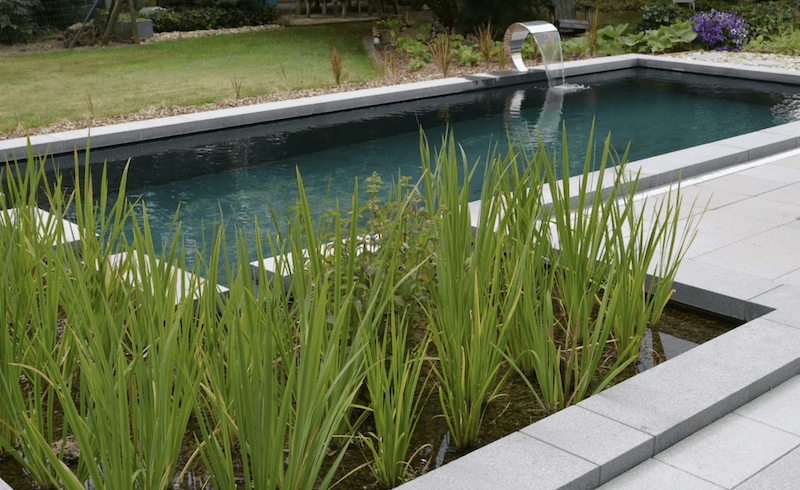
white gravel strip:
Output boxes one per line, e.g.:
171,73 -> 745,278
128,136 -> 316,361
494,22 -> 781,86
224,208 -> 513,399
664,50 -> 800,70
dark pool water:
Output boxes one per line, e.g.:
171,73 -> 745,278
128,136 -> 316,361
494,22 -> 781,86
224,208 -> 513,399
38,67 -> 800,272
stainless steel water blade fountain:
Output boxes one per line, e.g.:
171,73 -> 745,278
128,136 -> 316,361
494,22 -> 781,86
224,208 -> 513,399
504,21 -> 565,87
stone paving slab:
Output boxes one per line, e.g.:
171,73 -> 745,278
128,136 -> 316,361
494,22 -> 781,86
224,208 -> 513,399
776,268 -> 800,286
597,459 -> 725,489
715,131 -> 800,160
680,231 -> 734,260
398,432 -> 600,490
668,184 -> 750,211
759,181 -> 800,204
0,207 -> 83,248
684,207 -> 779,241
108,252 -> 228,303
632,143 -> 751,189
693,241 -> 800,280
764,121 -> 800,140
653,413 -> 800,489
695,172 -> 790,197
737,162 -> 800,183
735,375 -> 800,436
770,152 -> 800,168
638,54 -> 800,84
670,259 -> 778,315
733,447 -> 800,490
520,406 -> 653,485
714,196 -> 800,224
735,224 -> 800,255
578,318 -> 800,454
751,284 -> 800,329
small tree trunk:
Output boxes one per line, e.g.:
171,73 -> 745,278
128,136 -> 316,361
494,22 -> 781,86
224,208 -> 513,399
101,0 -> 126,46
554,0 -> 576,20
128,0 -> 139,44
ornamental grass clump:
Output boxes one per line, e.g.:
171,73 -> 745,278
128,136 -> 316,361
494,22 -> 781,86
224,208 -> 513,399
691,9 -> 750,51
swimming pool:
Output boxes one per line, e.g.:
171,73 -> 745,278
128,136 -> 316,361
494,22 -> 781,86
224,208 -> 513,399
8,57 -> 800,274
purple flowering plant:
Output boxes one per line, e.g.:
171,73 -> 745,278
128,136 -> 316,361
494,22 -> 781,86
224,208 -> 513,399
690,9 -> 750,52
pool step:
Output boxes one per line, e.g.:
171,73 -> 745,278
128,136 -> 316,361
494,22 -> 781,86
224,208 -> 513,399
108,252 -> 228,304
249,237 -> 379,291
0,207 -> 84,248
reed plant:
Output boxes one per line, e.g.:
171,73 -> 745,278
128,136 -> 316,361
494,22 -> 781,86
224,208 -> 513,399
0,146 -> 72,484
475,22 -> 494,62
429,34 -> 453,77
370,54 -> 388,76
231,75 -> 243,99
357,175 -> 436,484
276,62 -> 291,91
494,40 -> 508,69
0,143 -> 208,490
419,132 -> 525,449
330,43 -> 345,85
193,166 -> 429,490
363,310 -> 431,488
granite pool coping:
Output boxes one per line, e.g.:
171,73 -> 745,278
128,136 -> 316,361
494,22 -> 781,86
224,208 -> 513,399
4,54 -> 800,489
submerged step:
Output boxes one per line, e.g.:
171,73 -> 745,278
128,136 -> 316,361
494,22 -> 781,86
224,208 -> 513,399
108,252 -> 228,303
0,207 -> 83,247
250,238 -> 378,289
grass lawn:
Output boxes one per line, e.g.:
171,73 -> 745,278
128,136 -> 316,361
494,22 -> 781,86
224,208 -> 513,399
1,22 -> 375,133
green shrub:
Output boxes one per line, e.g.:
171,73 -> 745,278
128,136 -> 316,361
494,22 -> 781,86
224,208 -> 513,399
625,20 -> 698,53
723,1 -> 797,38
0,0 -> 41,43
456,44 -> 481,66
637,2 -> 691,33
143,5 -> 279,32
748,29 -> 800,55
407,58 -> 427,71
396,34 -> 432,70
564,23 -> 631,57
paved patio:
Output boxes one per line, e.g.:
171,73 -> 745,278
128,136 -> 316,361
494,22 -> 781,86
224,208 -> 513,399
598,150 -> 800,489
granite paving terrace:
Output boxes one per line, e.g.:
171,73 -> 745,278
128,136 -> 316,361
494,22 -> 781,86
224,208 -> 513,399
4,54 -> 800,489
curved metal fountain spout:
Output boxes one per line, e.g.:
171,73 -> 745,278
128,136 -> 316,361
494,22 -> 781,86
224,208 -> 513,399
504,21 -> 565,87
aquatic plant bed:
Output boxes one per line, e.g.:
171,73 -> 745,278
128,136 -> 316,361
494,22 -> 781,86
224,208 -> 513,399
1,120 -> 708,490
0,306 -> 740,490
